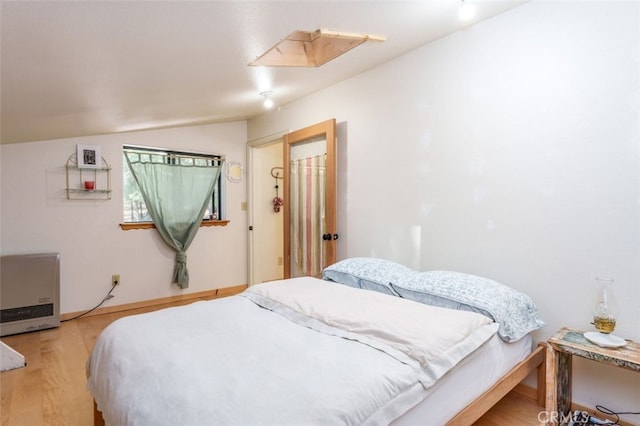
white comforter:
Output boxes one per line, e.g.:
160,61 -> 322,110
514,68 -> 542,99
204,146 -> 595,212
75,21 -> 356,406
86,277 -> 498,425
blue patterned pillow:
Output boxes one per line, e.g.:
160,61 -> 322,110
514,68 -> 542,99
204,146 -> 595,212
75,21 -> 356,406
391,271 -> 545,342
322,257 -> 417,296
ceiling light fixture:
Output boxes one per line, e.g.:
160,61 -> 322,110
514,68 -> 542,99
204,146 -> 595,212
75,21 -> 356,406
261,91 -> 274,109
458,0 -> 476,22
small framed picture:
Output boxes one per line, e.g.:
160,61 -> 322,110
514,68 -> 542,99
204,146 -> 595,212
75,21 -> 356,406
226,161 -> 244,183
77,144 -> 101,168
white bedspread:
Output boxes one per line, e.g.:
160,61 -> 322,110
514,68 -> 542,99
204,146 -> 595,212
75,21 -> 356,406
87,277 -> 498,425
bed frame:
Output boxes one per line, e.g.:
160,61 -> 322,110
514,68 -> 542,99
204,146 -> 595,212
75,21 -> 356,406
447,342 -> 546,425
93,343 -> 546,426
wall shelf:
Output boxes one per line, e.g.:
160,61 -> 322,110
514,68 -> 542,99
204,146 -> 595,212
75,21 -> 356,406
65,154 -> 112,200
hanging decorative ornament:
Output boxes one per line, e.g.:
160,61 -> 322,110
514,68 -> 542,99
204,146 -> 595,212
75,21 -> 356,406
272,170 -> 284,212
273,196 -> 284,212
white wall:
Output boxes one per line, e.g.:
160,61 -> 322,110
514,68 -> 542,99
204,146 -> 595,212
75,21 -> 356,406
248,0 -> 639,418
1,122 -> 247,313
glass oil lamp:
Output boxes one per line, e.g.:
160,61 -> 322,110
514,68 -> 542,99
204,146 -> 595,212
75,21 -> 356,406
592,277 -> 619,334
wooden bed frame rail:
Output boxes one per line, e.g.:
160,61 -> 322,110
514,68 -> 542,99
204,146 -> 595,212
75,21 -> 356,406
94,343 -> 547,426
446,342 -> 546,425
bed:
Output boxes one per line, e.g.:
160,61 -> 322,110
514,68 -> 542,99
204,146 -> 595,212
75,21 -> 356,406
87,259 -> 546,425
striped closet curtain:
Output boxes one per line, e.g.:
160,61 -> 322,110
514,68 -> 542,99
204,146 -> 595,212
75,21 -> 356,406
290,154 -> 326,277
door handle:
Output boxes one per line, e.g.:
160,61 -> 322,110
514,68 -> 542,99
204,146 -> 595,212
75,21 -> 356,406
333,234 -> 339,240
322,233 -> 332,241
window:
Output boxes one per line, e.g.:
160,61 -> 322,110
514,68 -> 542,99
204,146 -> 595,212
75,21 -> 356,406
122,145 -> 224,224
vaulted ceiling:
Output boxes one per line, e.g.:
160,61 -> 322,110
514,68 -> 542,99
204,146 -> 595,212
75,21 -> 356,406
1,0 -> 527,144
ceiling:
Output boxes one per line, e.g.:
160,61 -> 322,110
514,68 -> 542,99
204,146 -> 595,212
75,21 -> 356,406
1,0 -> 527,145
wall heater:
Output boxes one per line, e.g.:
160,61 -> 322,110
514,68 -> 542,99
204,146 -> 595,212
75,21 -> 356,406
0,253 -> 60,336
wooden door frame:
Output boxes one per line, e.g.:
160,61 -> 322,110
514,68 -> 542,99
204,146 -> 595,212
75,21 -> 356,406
283,119 -> 337,278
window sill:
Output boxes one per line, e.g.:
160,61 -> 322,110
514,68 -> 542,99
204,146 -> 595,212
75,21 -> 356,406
120,220 -> 230,231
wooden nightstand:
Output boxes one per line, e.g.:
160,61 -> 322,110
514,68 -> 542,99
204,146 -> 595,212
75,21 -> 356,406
545,327 -> 640,425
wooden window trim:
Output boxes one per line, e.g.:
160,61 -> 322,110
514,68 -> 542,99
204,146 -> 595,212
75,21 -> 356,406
120,220 -> 229,231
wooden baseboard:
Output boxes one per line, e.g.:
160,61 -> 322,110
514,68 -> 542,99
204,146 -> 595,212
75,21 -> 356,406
61,284 -> 247,321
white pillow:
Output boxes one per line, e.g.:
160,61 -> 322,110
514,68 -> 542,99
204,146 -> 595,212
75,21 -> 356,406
391,270 -> 544,342
322,257 -> 417,296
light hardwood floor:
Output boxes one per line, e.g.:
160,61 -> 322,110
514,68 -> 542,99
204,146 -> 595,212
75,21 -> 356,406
1,297 -> 545,426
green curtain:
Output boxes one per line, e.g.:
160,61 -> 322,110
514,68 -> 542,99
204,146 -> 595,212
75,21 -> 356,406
125,153 -> 222,288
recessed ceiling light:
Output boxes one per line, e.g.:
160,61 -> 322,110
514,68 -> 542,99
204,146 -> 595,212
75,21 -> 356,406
249,29 -> 385,68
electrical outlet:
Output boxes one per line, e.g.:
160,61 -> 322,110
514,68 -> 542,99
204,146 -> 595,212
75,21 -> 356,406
112,274 -> 120,286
